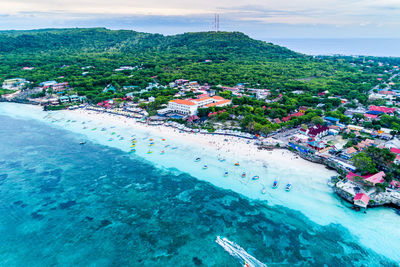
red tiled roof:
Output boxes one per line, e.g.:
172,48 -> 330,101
170,99 -> 196,106
379,90 -> 396,95
346,147 -> 357,154
212,96 -> 225,101
369,105 -> 396,114
354,193 -> 370,204
192,96 -> 212,102
364,171 -> 385,185
204,100 -> 231,108
390,180 -> 400,188
347,171 -> 385,185
282,112 -> 304,122
390,147 -> 400,154
364,114 -> 378,119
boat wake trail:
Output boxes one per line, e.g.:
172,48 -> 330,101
216,236 -> 267,267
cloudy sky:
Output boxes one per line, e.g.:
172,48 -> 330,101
1,0 -> 399,39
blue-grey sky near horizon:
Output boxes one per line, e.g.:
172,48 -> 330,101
1,0 -> 400,40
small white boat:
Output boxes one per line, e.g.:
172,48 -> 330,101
252,175 -> 260,180
272,178 -> 279,189
285,183 -> 292,191
261,186 -> 267,194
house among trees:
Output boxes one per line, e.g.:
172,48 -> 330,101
103,84 -> 116,93
346,171 -> 385,186
300,124 -> 329,138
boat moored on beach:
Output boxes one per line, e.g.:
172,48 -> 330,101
286,183 -> 292,191
272,178 -> 279,189
261,186 -> 267,194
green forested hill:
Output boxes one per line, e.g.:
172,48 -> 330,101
0,28 -> 379,105
0,28 -> 301,60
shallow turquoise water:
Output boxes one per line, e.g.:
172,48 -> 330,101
0,114 -> 397,266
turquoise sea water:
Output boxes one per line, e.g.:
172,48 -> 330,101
0,108 -> 398,266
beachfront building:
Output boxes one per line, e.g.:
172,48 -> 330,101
346,171 -> 385,186
69,95 -> 79,102
2,78 -> 28,90
59,96 -> 70,104
167,96 -> 232,116
167,99 -> 198,115
353,193 -> 370,209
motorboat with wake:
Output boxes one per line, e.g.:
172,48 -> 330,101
215,236 -> 267,267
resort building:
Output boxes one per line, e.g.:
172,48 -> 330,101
2,78 -> 28,90
69,95 -> 79,102
167,96 -> 232,115
59,96 -> 70,103
167,99 -> 198,115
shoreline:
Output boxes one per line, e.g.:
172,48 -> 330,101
5,101 -> 399,209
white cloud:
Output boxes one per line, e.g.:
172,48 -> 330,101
1,0 -> 400,37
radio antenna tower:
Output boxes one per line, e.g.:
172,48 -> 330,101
213,14 -> 220,32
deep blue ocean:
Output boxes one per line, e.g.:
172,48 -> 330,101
268,39 -> 400,57
0,114 -> 396,266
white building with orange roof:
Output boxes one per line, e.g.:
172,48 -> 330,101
167,96 -> 231,115
167,99 -> 198,115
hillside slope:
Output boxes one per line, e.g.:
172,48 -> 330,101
0,28 -> 303,60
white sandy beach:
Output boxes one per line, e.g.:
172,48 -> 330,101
70,109 -> 312,171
